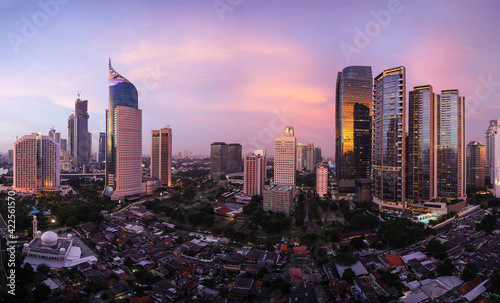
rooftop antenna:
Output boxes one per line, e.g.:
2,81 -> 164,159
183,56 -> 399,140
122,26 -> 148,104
77,86 -> 85,99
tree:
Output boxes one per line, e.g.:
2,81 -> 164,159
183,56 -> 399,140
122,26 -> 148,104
437,259 -> 455,276
426,239 -> 447,259
257,267 -> 269,279
271,277 -> 291,294
66,216 -> 79,227
350,237 -> 365,250
342,268 -> 355,284
37,263 -> 51,275
33,284 -> 51,301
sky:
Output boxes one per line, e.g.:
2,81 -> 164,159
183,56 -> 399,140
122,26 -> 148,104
1,0 -> 500,157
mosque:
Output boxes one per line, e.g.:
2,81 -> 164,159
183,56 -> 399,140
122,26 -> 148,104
22,216 -> 97,269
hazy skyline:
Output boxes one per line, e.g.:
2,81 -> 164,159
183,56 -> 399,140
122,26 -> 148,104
1,0 -> 500,157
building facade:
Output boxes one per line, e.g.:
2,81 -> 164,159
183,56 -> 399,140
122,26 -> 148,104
316,165 -> 328,198
406,85 -> 437,201
296,143 -> 306,171
436,90 -> 466,200
335,66 -> 372,195
466,141 -> 485,189
485,119 -> 500,182
274,126 -> 296,186
151,127 -> 172,187
210,142 -> 242,179
263,184 -> 294,214
103,60 -> 142,200
13,133 -> 60,193
372,66 -> 406,212
243,149 -> 267,196
227,143 -> 243,173
74,98 -> 91,169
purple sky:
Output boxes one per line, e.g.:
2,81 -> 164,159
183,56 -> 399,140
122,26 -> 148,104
1,0 -> 500,157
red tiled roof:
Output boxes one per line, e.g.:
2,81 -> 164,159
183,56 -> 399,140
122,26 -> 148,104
385,254 -> 404,267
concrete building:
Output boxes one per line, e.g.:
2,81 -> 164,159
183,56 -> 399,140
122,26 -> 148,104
466,141 -> 485,189
274,127 -> 296,186
316,165 -> 328,198
74,98 -> 91,169
227,143 -> 243,173
7,149 -> 13,165
305,142 -> 315,171
296,143 -> 306,171
151,127 -> 172,186
436,90 -> 466,200
98,132 -> 106,165
485,119 -> 500,182
263,184 -> 294,214
13,133 -> 60,193
210,142 -> 242,179
372,67 -> 406,213
103,60 -> 142,200
355,178 -> 372,203
244,150 -> 266,196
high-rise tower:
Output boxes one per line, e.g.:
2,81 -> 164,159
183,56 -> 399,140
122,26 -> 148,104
485,119 -> 500,182
151,127 -> 172,187
103,59 -> 142,200
466,141 -> 485,189
406,85 -> 437,201
274,126 -> 296,186
335,66 -> 372,196
13,133 -> 60,193
436,90 -> 465,200
372,67 -> 406,213
74,98 -> 90,169
244,149 -> 266,196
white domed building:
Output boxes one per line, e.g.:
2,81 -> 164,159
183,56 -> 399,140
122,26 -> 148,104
23,224 -> 97,269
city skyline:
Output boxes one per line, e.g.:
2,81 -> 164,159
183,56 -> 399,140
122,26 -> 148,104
1,1 -> 500,156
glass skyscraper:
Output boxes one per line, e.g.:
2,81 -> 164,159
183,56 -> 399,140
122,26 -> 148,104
335,66 -> 372,195
372,66 -> 406,212
436,90 -> 465,199
104,60 -> 142,200
407,85 -> 437,201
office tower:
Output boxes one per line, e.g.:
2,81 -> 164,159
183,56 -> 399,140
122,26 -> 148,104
68,114 -> 74,158
55,132 -> 60,144
485,119 -> 500,182
210,142 -> 228,179
296,143 -> 306,171
49,127 -> 56,140
73,98 -> 90,169
372,66 -> 406,212
436,90 -> 466,200
466,141 -> 485,189
98,132 -> 106,163
335,66 -> 372,195
7,149 -> 13,164
13,133 -> 60,192
183,150 -> 188,159
305,143 -> 315,171
151,127 -> 172,187
103,60 -> 142,200
274,126 -> 296,186
60,139 -> 67,152
244,149 -> 267,196
263,184 -> 294,214
314,147 -> 322,164
316,165 -> 328,197
407,85 -> 437,201
227,143 -> 243,173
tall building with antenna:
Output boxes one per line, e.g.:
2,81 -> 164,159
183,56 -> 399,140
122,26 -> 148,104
103,59 -> 142,200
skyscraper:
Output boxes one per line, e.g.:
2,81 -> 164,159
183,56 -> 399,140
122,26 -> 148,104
305,142 -> 315,171
68,114 -> 74,160
13,133 -> 60,193
227,143 -> 243,173
372,66 -> 406,212
104,60 -> 142,200
485,119 -> 500,182
316,165 -> 328,198
74,98 -> 90,169
436,90 -> 466,200
244,149 -> 266,196
210,142 -> 228,179
296,143 -> 306,171
274,126 -> 296,186
98,132 -> 106,164
466,141 -> 485,189
335,66 -> 372,195
151,127 -> 172,187
406,85 -> 437,201
7,149 -> 13,165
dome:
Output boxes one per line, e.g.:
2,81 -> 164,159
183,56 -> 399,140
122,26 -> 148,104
41,231 -> 58,246
60,248 -> 66,254
36,231 -> 42,237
